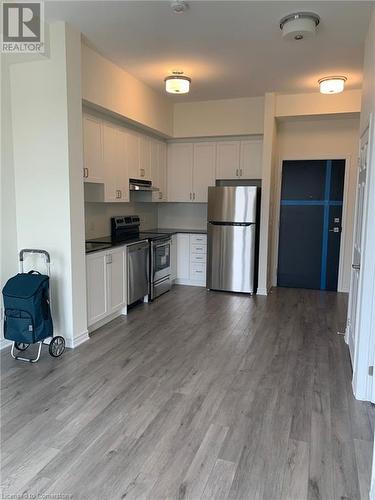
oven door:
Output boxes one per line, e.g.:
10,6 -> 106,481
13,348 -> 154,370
152,239 -> 171,282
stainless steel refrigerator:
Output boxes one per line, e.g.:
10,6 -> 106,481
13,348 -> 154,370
207,186 -> 258,294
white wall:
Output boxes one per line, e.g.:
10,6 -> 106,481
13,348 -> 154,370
274,116 -> 360,292
85,202 -> 158,239
82,43 -> 173,137
158,203 -> 207,230
9,22 -> 87,348
173,96 -> 264,138
361,10 -> 375,135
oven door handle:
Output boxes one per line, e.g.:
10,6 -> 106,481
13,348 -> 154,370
153,241 -> 171,249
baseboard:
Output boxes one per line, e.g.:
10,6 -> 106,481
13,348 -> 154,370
0,338 -> 12,350
256,287 -> 269,296
65,330 -> 90,349
175,279 -> 206,288
88,309 -> 124,334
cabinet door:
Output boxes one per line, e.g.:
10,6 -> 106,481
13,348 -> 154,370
171,234 -> 177,280
159,142 -> 168,201
176,233 -> 190,280
150,140 -> 161,202
240,139 -> 263,179
139,135 -> 151,180
216,141 -> 240,180
124,130 -> 140,180
103,123 -> 128,202
83,115 -> 104,183
167,143 -> 193,202
193,142 -> 216,202
108,247 -> 126,313
86,252 -> 108,326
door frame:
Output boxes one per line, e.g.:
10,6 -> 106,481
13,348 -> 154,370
271,153 -> 352,292
351,114 -> 375,402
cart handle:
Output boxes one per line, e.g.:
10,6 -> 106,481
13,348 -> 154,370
19,249 -> 50,263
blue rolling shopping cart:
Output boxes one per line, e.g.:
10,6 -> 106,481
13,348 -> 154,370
2,249 -> 65,363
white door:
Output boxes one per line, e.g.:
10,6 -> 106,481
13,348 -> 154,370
167,143 -> 193,202
176,233 -> 190,280
347,127 -> 369,362
240,139 -> 263,178
139,135 -> 151,180
216,141 -> 240,179
102,123 -> 128,202
108,247 -> 126,313
83,115 -> 103,183
124,130 -> 140,180
86,252 -> 108,326
193,142 -> 216,202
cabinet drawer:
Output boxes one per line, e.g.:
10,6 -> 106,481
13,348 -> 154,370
191,244 -> 207,254
190,262 -> 206,281
191,253 -> 206,264
190,234 -> 207,245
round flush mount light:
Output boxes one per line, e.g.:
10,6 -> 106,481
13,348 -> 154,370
280,12 -> 320,40
165,72 -> 191,94
318,76 -> 347,94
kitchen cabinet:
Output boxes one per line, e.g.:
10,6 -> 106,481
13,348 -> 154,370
193,142 -> 216,202
171,234 -> 177,281
176,233 -> 207,286
151,140 -> 168,202
83,115 -> 104,183
240,139 -> 263,178
167,143 -> 193,202
216,141 -> 241,179
176,233 -> 190,280
167,143 -> 215,202
86,246 -> 126,328
124,129 -> 140,180
139,135 -> 151,180
102,123 -> 129,202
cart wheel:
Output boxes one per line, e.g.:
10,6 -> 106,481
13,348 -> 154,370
14,342 -> 29,351
49,336 -> 65,357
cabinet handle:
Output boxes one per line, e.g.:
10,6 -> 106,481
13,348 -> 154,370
159,191 -> 163,200
83,167 -> 88,178
193,192 -> 196,200
140,168 -> 145,177
119,189 -> 122,198
236,169 -> 239,177
86,168 -> 89,178
190,192 -> 192,200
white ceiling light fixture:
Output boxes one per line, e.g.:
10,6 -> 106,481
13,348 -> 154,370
170,0 -> 188,14
318,76 -> 347,94
165,72 -> 191,94
280,12 -> 320,41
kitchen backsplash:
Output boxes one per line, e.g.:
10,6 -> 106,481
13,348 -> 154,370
157,203 -> 207,230
85,202 -> 158,239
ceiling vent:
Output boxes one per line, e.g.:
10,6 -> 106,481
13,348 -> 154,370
171,1 -> 188,14
280,12 -> 320,40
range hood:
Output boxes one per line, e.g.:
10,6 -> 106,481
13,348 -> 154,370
129,178 -> 159,192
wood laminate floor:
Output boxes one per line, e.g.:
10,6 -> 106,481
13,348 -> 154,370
1,286 -> 374,500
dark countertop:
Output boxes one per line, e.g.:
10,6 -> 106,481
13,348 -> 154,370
146,228 -> 207,235
85,236 -> 148,254
86,228 -> 207,254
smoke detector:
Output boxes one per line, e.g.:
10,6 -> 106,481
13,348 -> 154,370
171,0 -> 188,13
280,12 -> 320,40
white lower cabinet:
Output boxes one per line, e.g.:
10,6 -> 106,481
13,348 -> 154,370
86,246 -> 126,328
171,234 -> 177,281
176,233 -> 207,287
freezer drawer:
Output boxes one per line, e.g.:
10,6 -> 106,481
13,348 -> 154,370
207,223 -> 255,293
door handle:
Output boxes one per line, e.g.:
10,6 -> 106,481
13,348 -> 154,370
352,264 -> 360,271
329,227 -> 340,233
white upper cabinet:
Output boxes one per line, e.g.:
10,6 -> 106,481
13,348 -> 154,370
139,135 -> 151,180
193,142 -> 216,202
151,140 -> 167,202
124,129 -> 140,180
167,143 -> 194,202
216,141 -> 241,179
240,139 -> 263,179
83,115 -> 104,183
102,123 -> 129,202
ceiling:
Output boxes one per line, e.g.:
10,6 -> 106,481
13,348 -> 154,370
45,1 -> 374,102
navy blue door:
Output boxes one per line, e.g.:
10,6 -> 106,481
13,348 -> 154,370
277,159 -> 345,291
